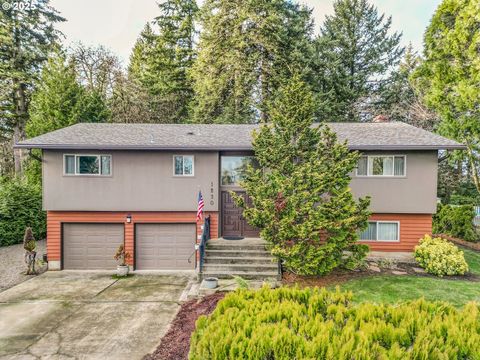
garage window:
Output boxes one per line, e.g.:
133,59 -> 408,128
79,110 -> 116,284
64,154 -> 111,176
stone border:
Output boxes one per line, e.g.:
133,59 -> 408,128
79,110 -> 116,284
433,233 -> 480,251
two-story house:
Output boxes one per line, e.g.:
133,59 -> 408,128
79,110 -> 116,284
16,122 -> 464,271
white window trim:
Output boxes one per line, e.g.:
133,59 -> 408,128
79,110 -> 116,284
173,155 -> 195,177
63,154 -> 112,177
359,220 -> 400,242
356,155 -> 407,178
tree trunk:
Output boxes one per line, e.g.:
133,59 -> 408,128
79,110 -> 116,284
466,144 -> 480,196
13,82 -> 27,176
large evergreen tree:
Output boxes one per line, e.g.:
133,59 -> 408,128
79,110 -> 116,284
190,0 -> 314,124
313,0 -> 404,122
413,0 -> 480,196
235,76 -> 371,275
0,0 -> 64,174
26,52 -> 108,138
129,0 -> 198,123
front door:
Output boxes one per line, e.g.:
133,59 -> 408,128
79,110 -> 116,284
221,191 -> 260,237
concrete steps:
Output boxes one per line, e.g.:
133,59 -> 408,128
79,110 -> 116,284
201,238 -> 280,281
204,256 -> 275,265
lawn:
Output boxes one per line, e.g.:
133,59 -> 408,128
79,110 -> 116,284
333,248 -> 480,307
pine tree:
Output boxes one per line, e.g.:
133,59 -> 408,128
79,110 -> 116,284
235,76 -> 371,275
129,0 -> 198,123
413,0 -> 480,196
0,0 -> 65,174
190,0 -> 314,124
26,52 -> 108,138
313,0 -> 404,122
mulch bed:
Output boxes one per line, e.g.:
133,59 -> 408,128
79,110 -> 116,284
143,292 -> 226,360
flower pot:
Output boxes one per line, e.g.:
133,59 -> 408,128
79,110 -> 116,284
203,277 -> 218,289
117,265 -> 129,277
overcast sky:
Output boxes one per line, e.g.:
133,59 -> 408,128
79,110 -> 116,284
50,0 -> 442,66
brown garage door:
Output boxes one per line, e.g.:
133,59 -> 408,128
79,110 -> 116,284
136,223 -> 195,270
63,223 -> 124,270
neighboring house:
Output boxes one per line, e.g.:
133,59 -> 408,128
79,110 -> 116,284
16,122 -> 464,271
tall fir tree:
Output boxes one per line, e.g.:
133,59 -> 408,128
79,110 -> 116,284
26,52 -> 108,139
313,0 -> 404,122
413,0 -> 480,196
234,76 -> 371,275
0,0 -> 65,175
190,0 -> 314,124
25,52 -> 109,184
129,0 -> 198,123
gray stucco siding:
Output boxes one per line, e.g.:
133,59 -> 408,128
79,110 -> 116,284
350,151 -> 438,214
43,150 -> 219,212
42,149 -> 438,214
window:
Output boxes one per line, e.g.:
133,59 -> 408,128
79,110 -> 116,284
174,155 -> 194,176
356,155 -> 405,176
221,156 -> 256,186
359,221 -> 399,241
64,155 -> 111,176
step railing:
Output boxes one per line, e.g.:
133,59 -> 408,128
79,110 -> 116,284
198,215 -> 211,273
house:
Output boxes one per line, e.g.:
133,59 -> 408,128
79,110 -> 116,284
15,122 -> 464,271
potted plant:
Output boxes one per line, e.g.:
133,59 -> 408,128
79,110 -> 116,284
114,245 -> 131,277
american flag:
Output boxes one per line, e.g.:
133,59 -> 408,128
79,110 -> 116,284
197,190 -> 205,222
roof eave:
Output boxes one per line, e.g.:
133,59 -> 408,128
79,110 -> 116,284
15,143 -> 466,151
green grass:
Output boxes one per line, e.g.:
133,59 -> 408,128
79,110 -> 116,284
334,276 -> 480,307
463,247 -> 480,275
331,248 -> 480,307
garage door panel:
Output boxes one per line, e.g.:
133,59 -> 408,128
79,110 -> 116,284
63,224 -> 123,270
136,223 -> 195,270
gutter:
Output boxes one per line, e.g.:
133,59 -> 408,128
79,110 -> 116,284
14,143 -> 467,151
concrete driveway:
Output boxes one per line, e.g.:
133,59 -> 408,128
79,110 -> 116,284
0,271 -> 193,360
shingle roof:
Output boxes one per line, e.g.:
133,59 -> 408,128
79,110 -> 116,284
15,122 -> 464,151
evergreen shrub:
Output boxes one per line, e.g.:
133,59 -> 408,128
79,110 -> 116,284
433,204 -> 478,242
190,287 -> 480,359
0,178 -> 46,247
414,235 -> 469,277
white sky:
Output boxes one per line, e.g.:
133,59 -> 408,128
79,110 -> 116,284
50,0 -> 442,66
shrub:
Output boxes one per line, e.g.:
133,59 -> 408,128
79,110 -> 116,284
0,178 -> 46,247
189,287 -> 480,359
433,203 -> 478,242
414,235 -> 469,276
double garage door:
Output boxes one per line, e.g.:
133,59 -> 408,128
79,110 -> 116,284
63,223 -> 195,270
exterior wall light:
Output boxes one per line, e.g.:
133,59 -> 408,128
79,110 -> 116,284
126,214 -> 132,223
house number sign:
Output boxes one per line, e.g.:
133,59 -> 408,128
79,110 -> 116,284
210,181 -> 215,205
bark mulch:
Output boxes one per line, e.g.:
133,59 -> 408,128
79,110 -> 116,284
143,292 -> 226,360
282,268 -> 372,288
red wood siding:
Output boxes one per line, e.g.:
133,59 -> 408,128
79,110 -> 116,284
362,213 -> 432,252
47,211 -> 219,266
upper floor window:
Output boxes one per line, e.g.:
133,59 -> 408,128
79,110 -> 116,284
64,154 -> 111,176
359,221 -> 399,241
174,155 -> 194,176
221,156 -> 256,186
356,155 -> 405,177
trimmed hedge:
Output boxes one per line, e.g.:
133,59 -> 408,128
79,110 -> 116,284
433,204 -> 478,242
0,178 -> 46,247
414,235 -> 469,277
190,287 -> 480,359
